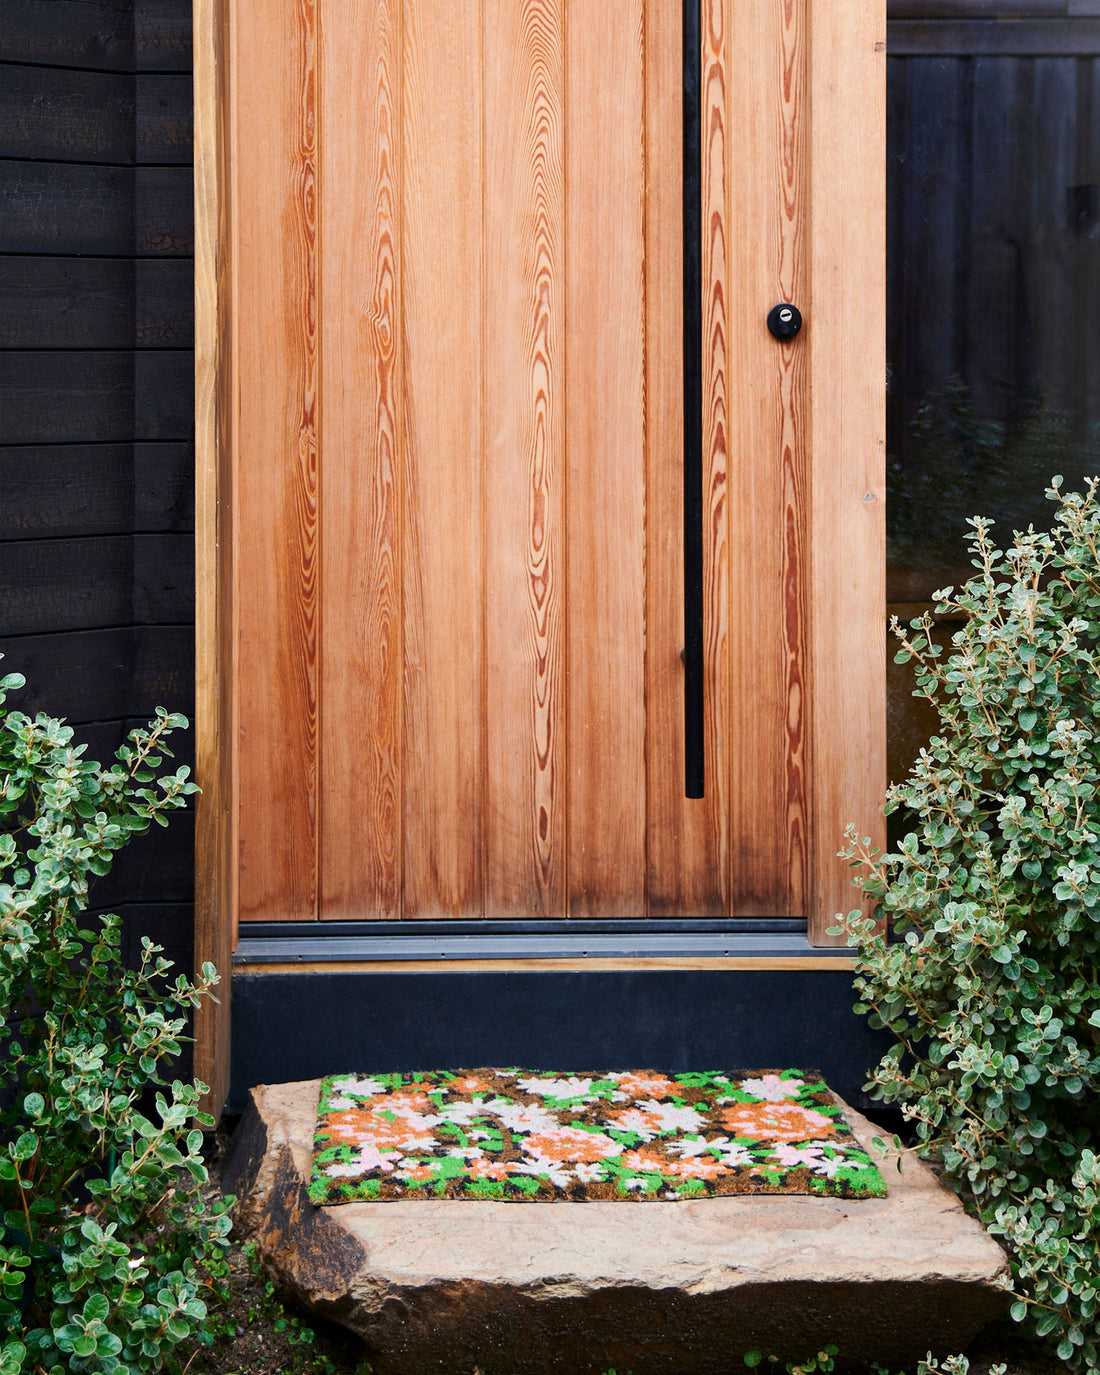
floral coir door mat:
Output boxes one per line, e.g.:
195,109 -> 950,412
309,1068 -> 887,1204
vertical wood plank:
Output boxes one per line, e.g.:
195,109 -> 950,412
808,0 -> 887,942
483,0 -> 565,919
725,0 -> 810,917
235,0 -> 321,922
402,0 -> 484,918
566,1 -> 647,917
644,0 -> 725,915
193,0 -> 234,1113
319,0 -> 403,919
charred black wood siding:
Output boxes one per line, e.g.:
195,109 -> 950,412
0,0 -> 195,993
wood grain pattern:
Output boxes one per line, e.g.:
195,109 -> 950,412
565,1 -> 647,917
192,0 -> 232,1113
319,0 -> 403,919
726,0 -> 810,917
209,0 -> 888,956
644,0 -> 725,916
483,0 -> 565,919
236,0 -> 321,921
702,0 -> 732,909
808,0 -> 886,941
401,0 -> 484,918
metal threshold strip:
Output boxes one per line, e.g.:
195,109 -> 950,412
231,919 -> 852,966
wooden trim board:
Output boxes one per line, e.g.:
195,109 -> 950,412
193,0 -> 235,1118
233,957 -> 857,975
807,0 -> 887,942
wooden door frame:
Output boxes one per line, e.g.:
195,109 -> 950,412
193,0 -> 885,1114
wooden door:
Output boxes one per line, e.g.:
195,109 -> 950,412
196,0 -> 885,937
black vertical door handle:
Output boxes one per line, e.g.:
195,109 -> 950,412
683,0 -> 704,799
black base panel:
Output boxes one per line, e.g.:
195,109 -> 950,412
228,969 -> 893,1115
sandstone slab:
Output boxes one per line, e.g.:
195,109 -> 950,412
222,1079 -> 1010,1375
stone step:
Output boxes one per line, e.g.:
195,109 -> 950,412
222,1079 -> 1009,1375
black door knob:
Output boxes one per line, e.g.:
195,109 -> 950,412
767,303 -> 803,340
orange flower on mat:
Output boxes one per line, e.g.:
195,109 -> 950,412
522,1127 -> 624,1163
719,1101 -> 836,1143
465,1158 -> 516,1181
609,1073 -> 678,1099
449,1075 -> 493,1096
321,1109 -> 435,1153
619,1149 -> 670,1174
659,1155 -> 731,1182
319,1108 -> 375,1143
618,1149 -> 728,1181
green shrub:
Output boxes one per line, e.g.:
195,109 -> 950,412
836,479 -> 1100,1372
0,664 -> 231,1372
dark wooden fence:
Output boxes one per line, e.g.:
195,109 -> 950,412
0,0 -> 196,982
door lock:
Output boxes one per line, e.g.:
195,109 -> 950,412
767,303 -> 803,340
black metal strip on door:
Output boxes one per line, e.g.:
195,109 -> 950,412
683,0 -> 704,798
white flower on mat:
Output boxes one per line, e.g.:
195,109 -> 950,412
515,1076 -> 595,1100
611,1109 -> 660,1141
325,1144 -> 397,1177
572,1161 -> 605,1184
713,1141 -> 755,1168
481,1099 -> 560,1134
632,1100 -> 705,1133
624,1177 -> 649,1192
667,1133 -> 717,1159
737,1074 -> 805,1102
445,1144 -> 484,1160
390,1112 -> 443,1133
332,1077 -> 389,1099
512,1159 -> 572,1188
437,1100 -> 495,1126
767,1143 -> 840,1175
324,1095 -> 356,1111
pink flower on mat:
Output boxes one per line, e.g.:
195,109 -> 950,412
737,1074 -> 806,1102
770,1143 -> 823,1168
324,1144 -> 397,1178
522,1127 -> 624,1163
378,1091 -> 434,1118
719,1101 -> 836,1143
767,1143 -> 852,1178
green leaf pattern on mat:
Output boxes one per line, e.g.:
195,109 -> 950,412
308,1069 -> 888,1205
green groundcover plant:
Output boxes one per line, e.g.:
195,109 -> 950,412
0,664 -> 232,1374
836,479 -> 1100,1373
